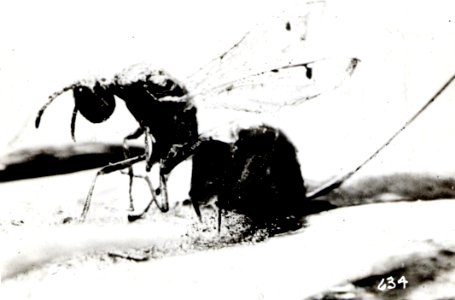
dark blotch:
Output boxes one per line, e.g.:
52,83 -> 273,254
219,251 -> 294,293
285,21 -> 291,31
306,66 -> 313,79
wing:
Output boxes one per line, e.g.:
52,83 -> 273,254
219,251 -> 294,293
186,1 -> 326,91
190,57 -> 359,113
183,1 -> 359,113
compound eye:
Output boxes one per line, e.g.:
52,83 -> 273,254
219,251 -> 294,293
73,83 -> 116,123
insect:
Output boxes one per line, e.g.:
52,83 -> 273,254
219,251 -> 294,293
34,9 -> 360,224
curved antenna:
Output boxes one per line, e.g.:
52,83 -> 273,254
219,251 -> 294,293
35,84 -> 77,128
70,106 -> 78,142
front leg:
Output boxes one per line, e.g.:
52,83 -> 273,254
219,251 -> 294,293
126,135 -> 213,221
144,127 -> 156,172
125,138 -> 205,222
123,127 -> 145,211
160,137 -> 207,176
126,172 -> 168,222
154,137 -> 209,219
80,154 -> 146,222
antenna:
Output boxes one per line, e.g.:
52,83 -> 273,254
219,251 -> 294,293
35,84 -> 76,128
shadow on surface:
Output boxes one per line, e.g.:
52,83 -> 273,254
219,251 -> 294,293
313,173 -> 455,207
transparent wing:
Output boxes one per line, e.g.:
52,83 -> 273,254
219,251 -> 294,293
187,1 -> 326,91
183,1 -> 359,114
190,57 -> 359,113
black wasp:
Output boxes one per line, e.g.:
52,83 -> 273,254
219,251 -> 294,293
35,9 -> 359,228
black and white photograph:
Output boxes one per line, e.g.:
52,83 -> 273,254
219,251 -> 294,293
1,0 -> 455,299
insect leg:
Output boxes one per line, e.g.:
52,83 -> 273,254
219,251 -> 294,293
126,173 -> 168,222
123,127 -> 145,211
144,127 -> 155,172
80,154 -> 146,222
218,206 -> 223,233
157,138 -> 209,220
121,167 -> 171,222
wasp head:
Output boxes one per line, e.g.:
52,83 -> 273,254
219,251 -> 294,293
73,80 -> 116,123
35,64 -> 189,142
35,79 -> 117,141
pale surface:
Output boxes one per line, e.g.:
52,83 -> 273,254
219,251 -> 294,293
1,0 -> 455,299
1,0 -> 454,181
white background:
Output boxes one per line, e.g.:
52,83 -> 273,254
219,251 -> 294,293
1,0 -> 455,182
1,2 -> 455,298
